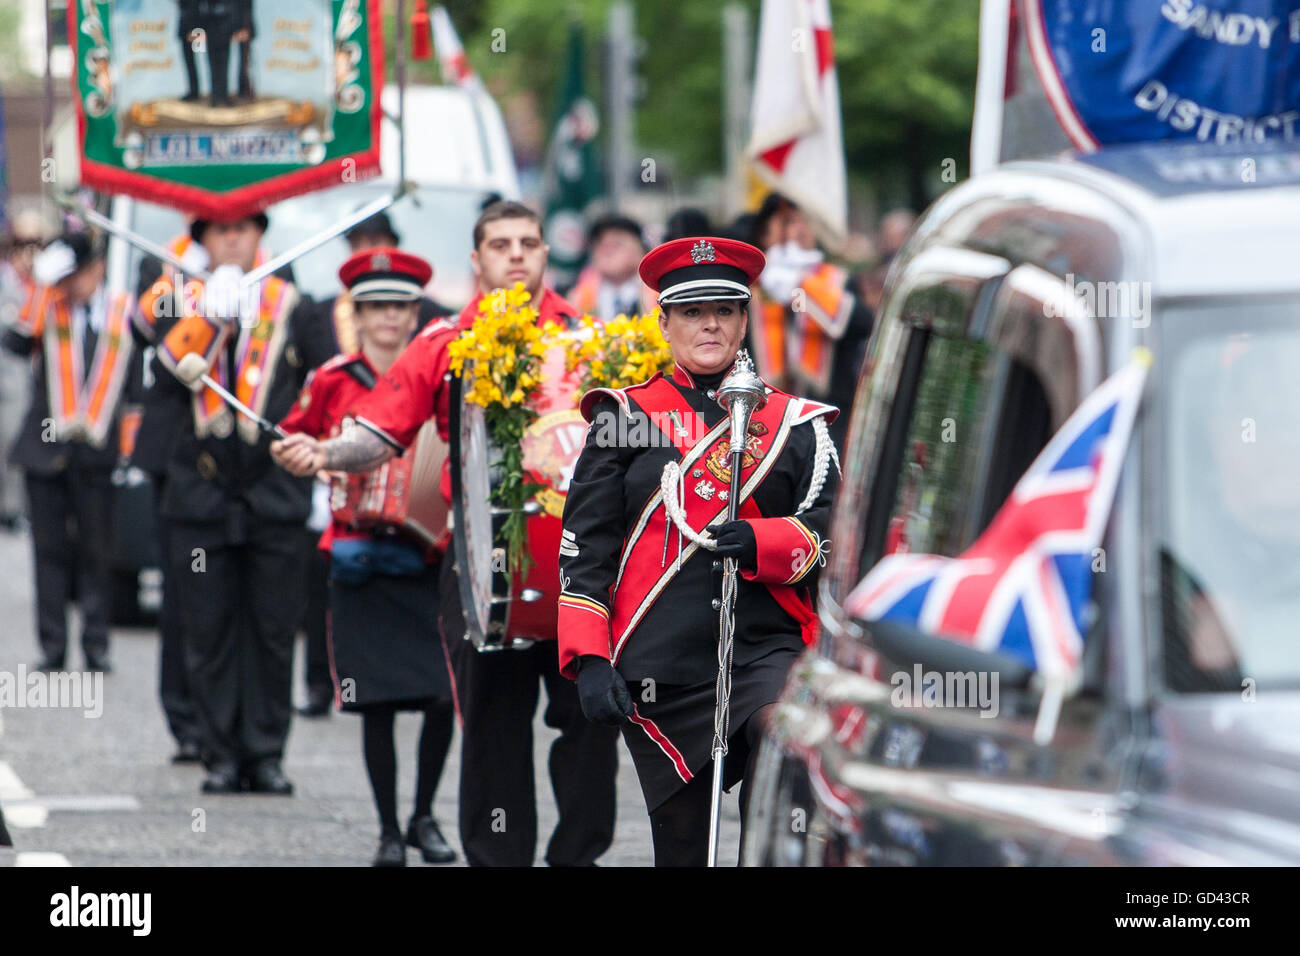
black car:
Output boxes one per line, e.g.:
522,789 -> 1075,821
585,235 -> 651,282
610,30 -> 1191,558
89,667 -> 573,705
743,140 -> 1300,867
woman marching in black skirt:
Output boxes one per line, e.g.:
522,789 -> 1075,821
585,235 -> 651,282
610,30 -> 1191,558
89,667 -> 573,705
277,248 -> 456,866
556,237 -> 841,865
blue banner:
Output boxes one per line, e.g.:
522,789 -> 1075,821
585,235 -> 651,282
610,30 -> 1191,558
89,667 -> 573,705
1025,1 -> 1300,149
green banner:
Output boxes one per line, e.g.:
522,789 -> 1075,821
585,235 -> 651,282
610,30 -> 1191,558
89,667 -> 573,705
71,0 -> 383,218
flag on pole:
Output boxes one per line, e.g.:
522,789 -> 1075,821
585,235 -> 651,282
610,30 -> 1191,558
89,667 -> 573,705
845,352 -> 1151,680
431,5 -> 484,92
541,24 -> 602,293
747,0 -> 848,241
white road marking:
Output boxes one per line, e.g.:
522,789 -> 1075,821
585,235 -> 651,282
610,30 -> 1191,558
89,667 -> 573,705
0,761 -> 33,799
6,794 -> 140,812
14,852 -> 70,867
0,760 -> 46,828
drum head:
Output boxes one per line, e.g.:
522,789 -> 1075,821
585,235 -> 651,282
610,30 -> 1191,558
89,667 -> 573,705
449,376 -> 510,648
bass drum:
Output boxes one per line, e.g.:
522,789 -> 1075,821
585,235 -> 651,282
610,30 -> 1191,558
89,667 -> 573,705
450,344 -> 590,651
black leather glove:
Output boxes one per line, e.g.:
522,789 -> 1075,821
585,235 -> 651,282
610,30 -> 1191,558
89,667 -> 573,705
711,520 -> 757,573
577,656 -> 634,725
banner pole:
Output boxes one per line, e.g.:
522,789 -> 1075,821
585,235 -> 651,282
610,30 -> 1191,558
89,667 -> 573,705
56,194 -> 211,280
240,188 -> 404,289
396,0 -> 408,191
970,0 -> 1012,176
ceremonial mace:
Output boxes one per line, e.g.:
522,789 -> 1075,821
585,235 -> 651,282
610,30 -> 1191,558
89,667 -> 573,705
174,353 -> 288,439
707,349 -> 767,867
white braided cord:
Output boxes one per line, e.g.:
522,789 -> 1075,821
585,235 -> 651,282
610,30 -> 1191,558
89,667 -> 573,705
796,414 -> 840,515
660,460 -> 719,552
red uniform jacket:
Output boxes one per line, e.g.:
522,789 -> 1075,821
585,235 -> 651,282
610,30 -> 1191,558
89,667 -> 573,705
556,364 -> 840,682
352,287 -> 578,451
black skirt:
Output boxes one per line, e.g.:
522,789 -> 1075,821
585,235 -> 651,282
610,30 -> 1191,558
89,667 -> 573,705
328,558 -> 453,712
618,646 -> 799,813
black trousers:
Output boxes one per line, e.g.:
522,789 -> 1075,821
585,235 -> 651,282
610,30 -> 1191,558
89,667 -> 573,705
170,517 -> 308,772
236,39 -> 253,97
180,39 -> 200,98
299,536 -> 332,706
439,559 -> 620,866
26,468 -> 113,665
203,31 -> 233,103
155,486 -> 201,748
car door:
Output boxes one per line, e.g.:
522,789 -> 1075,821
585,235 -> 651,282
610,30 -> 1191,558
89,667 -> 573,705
759,250 -> 1146,866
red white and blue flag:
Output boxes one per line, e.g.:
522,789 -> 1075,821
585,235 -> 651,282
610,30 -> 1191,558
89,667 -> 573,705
845,353 -> 1150,679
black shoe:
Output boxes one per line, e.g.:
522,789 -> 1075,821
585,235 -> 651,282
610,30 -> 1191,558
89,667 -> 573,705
246,760 -> 294,795
181,91 -> 202,103
201,765 -> 241,794
33,657 -> 65,673
83,654 -> 112,673
406,815 -> 457,864
210,96 -> 233,109
172,740 -> 203,764
373,831 -> 406,867
296,696 -> 332,718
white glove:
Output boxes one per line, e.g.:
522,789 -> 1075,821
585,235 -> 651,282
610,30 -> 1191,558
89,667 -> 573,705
33,242 -> 77,286
759,241 -> 824,305
203,264 -> 245,322
179,240 -> 210,277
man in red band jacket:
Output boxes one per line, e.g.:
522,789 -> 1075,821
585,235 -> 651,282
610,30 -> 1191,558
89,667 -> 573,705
272,200 -> 621,867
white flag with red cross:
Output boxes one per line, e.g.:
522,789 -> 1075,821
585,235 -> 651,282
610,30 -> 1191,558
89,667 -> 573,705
432,5 -> 484,92
747,0 -> 849,241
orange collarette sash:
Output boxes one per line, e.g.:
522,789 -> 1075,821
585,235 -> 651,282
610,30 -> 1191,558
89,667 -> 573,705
135,239 -> 274,345
41,287 -> 135,449
750,262 -> 855,396
607,376 -> 808,664
158,275 -> 298,443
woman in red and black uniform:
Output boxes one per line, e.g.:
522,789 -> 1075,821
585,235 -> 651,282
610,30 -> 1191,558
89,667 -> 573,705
279,249 -> 456,867
557,237 -> 841,865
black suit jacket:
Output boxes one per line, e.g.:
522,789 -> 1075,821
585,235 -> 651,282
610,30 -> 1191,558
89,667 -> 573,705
128,255 -> 299,478
148,290 -> 335,525
1,315 -> 130,476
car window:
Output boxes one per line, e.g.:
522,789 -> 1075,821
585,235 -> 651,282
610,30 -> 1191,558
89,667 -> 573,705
863,330 -> 1056,571
882,333 -> 996,558
1158,299 -> 1300,691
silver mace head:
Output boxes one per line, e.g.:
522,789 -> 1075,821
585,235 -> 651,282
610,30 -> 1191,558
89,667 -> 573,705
716,349 -> 767,461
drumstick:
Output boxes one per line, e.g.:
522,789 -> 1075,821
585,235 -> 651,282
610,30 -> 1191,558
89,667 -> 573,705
174,353 -> 289,439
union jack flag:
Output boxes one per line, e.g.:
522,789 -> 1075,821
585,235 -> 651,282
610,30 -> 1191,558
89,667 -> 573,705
844,354 -> 1150,678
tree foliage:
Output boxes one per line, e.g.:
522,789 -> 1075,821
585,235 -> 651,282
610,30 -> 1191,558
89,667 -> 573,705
399,0 -> 980,212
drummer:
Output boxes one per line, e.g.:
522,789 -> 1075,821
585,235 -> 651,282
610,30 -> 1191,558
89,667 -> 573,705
277,248 -> 457,867
556,236 -> 841,866
271,200 -> 620,867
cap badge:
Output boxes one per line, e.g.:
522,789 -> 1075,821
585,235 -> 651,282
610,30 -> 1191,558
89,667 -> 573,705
690,239 -> 716,264
371,252 -> 391,270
